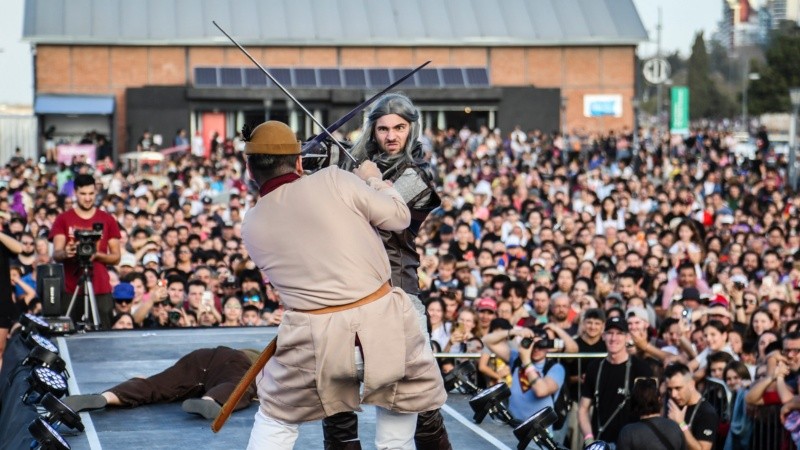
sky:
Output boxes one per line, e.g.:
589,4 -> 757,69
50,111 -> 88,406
0,0 -> 723,106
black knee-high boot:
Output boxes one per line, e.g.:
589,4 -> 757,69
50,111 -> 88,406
415,408 -> 452,450
322,411 -> 361,450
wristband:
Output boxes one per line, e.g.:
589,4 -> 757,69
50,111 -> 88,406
584,433 -> 594,441
679,421 -> 689,432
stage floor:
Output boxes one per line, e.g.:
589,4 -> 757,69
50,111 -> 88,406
56,327 -> 521,449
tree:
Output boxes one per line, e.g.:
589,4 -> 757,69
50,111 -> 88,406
748,25 -> 800,115
686,32 -> 736,119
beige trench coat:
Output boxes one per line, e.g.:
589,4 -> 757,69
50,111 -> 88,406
242,166 -> 446,423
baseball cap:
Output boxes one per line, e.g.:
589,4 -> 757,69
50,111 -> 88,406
625,306 -> 650,326
142,253 -> 160,267
709,294 -> 730,309
113,282 -> 135,301
474,297 -> 497,312
682,287 -> 701,302
119,254 -> 136,268
605,316 -> 629,333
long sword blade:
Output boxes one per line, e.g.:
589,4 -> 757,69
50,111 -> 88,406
301,61 -> 431,154
212,21 -> 357,164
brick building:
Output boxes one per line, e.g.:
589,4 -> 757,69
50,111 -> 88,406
23,0 -> 647,158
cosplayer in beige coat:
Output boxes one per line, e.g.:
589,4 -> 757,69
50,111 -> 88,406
242,163 -> 447,424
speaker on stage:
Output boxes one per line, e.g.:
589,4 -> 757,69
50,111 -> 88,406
36,264 -> 64,317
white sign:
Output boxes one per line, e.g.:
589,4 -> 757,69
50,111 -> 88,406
583,95 -> 623,118
643,58 -> 671,84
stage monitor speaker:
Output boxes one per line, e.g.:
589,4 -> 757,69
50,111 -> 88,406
37,264 -> 65,317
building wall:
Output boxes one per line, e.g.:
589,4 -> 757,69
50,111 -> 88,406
35,44 -> 635,152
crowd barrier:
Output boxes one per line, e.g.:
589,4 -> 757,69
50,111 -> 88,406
749,403 -> 797,450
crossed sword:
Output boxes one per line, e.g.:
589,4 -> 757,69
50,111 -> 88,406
210,21 -> 429,433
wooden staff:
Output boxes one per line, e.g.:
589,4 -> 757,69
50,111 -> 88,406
211,337 -> 277,433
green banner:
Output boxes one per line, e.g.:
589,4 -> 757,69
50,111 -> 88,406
670,86 -> 690,134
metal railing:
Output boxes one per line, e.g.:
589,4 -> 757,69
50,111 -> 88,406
749,403 -> 798,450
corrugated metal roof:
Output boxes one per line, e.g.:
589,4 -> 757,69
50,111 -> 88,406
23,0 -> 648,47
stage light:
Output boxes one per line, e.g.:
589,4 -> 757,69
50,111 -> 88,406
23,367 -> 68,404
28,417 -> 71,450
40,393 -> 84,432
443,361 -> 480,394
23,336 -> 67,376
513,406 -> 560,450
19,314 -> 53,339
469,382 -> 513,424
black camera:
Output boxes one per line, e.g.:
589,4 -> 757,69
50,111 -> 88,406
168,310 -> 182,325
74,223 -> 104,262
521,327 -> 556,349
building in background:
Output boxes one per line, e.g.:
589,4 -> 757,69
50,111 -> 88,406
22,0 -> 647,158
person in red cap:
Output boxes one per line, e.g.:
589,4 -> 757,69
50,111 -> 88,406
474,297 -> 498,337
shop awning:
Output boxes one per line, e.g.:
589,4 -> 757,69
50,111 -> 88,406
34,95 -> 115,115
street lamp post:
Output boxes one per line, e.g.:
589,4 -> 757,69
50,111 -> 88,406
789,87 -> 800,191
743,70 -> 761,134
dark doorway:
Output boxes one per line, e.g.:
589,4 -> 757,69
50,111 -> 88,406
444,110 -> 490,132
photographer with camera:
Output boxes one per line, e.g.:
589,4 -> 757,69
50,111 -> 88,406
484,324 -> 565,433
51,174 -> 121,329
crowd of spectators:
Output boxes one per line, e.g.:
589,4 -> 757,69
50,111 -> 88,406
1,119 -> 800,448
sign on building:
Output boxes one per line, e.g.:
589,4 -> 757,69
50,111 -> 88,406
670,86 -> 690,135
583,94 -> 623,118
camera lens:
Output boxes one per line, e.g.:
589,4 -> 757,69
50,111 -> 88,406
520,338 -> 532,349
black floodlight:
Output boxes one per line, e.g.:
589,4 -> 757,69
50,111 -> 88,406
23,367 -> 68,404
469,382 -> 513,424
25,334 -> 59,353
443,361 -> 480,394
28,417 -> 71,450
19,314 -> 53,338
40,393 -> 84,432
584,441 -> 611,450
23,336 -> 67,375
513,406 -> 561,450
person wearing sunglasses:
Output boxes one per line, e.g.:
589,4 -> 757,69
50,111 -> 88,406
618,377 -> 686,450
111,282 -> 136,321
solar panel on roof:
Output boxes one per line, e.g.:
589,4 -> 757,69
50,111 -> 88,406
465,68 -> 490,86
318,69 -> 342,87
440,68 -> 465,87
271,68 -> 292,86
367,69 -> 390,88
220,68 -> 243,87
390,68 -> 417,88
417,68 -> 440,87
195,68 -> 218,87
293,68 -> 317,87
343,69 -> 367,88
244,68 -> 268,87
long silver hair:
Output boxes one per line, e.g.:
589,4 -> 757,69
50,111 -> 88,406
349,93 -> 421,164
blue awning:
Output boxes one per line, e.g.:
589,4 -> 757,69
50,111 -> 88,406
34,95 -> 115,115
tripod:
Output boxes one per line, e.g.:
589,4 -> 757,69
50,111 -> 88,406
65,261 -> 101,330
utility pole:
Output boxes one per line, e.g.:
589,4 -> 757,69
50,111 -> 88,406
656,7 -> 663,131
